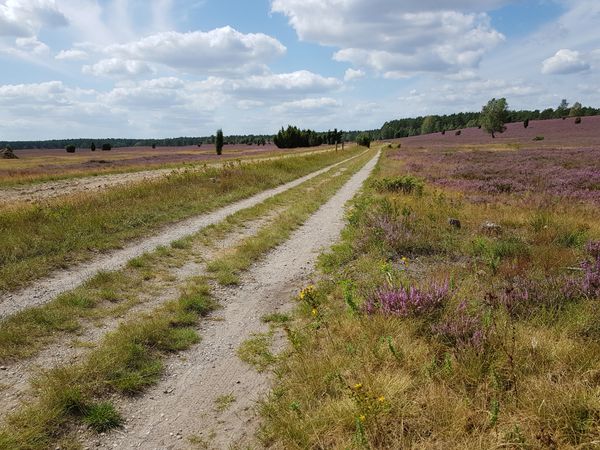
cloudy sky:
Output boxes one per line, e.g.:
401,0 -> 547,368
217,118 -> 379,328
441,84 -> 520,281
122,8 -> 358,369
0,0 -> 598,139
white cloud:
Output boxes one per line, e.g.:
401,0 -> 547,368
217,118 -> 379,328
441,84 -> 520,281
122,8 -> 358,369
82,58 -> 153,77
104,26 -> 286,75
55,48 -> 88,61
0,0 -> 68,37
542,49 -> 590,75
344,68 -> 365,81
229,70 -> 341,98
272,1 -> 505,76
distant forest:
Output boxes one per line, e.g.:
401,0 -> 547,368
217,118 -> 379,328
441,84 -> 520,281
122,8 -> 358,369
379,101 -> 600,139
2,100 -> 598,150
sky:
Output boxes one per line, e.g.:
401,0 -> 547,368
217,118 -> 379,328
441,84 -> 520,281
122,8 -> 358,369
0,0 -> 599,140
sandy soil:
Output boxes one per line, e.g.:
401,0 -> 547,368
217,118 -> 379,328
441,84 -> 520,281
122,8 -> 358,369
0,151 -> 364,319
85,151 -> 379,450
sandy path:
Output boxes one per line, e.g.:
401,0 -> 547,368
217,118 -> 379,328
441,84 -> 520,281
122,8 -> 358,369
0,148 -> 334,205
0,152 -> 364,320
89,151 -> 379,450
0,215 -> 275,421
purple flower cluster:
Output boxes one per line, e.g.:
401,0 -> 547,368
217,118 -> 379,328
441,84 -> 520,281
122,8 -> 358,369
431,301 -> 487,351
363,281 -> 450,317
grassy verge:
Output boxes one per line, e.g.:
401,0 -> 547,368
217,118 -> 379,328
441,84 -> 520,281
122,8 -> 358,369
0,147 -> 361,293
0,149 -> 375,449
260,149 -> 600,448
0,150 -> 369,364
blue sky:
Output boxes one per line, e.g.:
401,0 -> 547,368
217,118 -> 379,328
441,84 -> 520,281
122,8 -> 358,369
0,0 -> 598,139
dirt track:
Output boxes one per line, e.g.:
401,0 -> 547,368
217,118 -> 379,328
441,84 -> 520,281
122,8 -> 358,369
0,151 -> 363,319
87,151 -> 379,449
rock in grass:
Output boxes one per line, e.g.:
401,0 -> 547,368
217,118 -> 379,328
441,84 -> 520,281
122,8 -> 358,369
481,221 -> 502,235
448,218 -> 461,229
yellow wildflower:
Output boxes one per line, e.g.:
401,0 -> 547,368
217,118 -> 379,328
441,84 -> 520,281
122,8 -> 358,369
353,383 -> 363,390
378,396 -> 385,403
359,415 -> 366,422
311,308 -> 318,317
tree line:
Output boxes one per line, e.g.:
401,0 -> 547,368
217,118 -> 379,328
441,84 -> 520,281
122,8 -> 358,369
379,99 -> 600,139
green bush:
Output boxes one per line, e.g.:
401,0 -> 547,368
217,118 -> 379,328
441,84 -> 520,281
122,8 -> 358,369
356,134 -> 371,148
373,176 -> 424,195
65,145 -> 76,153
101,143 -> 112,151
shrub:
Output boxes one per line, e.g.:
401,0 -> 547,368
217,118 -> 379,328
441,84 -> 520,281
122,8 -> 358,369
216,129 -> 224,155
101,143 -> 112,151
363,281 -> 451,318
575,117 -> 582,124
441,130 -> 446,135
65,144 -> 76,153
151,143 -> 156,149
356,133 -> 371,148
533,136 -> 545,141
455,130 -> 462,136
373,176 -> 424,195
524,118 -> 529,128
90,142 -> 96,152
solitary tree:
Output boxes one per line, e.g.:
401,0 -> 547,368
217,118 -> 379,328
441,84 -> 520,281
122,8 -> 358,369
65,144 -> 76,153
481,98 -> 508,138
420,116 -> 437,135
216,129 -> 224,155
90,142 -> 96,152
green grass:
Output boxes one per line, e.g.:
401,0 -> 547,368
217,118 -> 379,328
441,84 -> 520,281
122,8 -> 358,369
237,333 -> 277,373
0,147 -> 363,292
259,149 -> 600,448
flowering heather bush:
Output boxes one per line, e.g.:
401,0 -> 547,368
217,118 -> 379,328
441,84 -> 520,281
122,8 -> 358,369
486,276 -> 575,318
586,240 -> 600,260
363,281 -> 450,317
431,301 -> 487,351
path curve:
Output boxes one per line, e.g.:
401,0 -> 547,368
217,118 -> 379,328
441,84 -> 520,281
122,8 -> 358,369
90,151 -> 380,449
0,151 -> 365,319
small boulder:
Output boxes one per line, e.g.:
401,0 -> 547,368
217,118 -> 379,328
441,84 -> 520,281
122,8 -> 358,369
448,218 -> 461,229
481,221 -> 502,235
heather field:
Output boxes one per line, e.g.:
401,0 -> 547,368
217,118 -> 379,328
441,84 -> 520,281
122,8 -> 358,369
399,116 -> 600,150
262,139 -> 600,448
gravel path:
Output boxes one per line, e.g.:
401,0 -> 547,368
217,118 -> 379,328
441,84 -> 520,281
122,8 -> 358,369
0,152 -> 364,319
88,151 -> 379,449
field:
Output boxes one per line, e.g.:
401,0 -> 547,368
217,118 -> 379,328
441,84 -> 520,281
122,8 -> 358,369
1,117 -> 599,449
0,143 -> 331,187
261,123 -> 600,448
